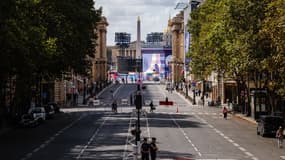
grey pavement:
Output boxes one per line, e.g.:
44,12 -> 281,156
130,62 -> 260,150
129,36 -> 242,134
176,88 -> 257,125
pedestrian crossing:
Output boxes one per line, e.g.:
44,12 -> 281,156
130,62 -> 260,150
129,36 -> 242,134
158,158 -> 236,160
156,111 -> 232,118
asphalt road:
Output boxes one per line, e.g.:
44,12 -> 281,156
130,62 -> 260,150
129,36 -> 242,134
0,83 -> 284,160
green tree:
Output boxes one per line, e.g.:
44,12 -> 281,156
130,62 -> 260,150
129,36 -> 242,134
188,0 -> 274,108
0,0 -> 102,118
260,0 -> 285,109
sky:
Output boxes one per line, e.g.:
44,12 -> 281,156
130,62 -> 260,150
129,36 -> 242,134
94,0 -> 189,46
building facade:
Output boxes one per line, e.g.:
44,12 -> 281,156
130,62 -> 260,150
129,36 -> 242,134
169,11 -> 185,84
91,16 -> 109,85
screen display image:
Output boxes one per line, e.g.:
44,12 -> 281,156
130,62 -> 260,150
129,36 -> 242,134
143,53 -> 166,81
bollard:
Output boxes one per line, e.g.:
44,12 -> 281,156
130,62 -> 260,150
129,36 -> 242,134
133,144 -> 138,160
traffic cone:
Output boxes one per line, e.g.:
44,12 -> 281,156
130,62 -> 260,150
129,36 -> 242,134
176,106 -> 179,113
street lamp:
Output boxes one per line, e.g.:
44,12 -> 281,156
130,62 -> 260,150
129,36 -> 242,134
83,78 -> 87,105
192,88 -> 196,105
134,84 -> 142,144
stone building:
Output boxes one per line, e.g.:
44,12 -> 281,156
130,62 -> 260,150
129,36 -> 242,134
91,16 -> 109,84
168,11 -> 185,84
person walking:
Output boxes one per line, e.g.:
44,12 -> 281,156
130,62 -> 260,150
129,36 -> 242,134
276,126 -> 284,148
222,106 -> 228,119
141,138 -> 150,160
112,101 -> 117,113
150,137 -> 158,160
149,101 -> 155,113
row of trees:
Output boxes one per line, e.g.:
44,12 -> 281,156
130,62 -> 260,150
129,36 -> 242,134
188,0 -> 285,109
0,0 -> 102,118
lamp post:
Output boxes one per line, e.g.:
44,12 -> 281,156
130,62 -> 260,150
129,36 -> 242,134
135,85 -> 142,144
193,89 -> 196,105
134,84 -> 142,160
185,81 -> 188,97
202,79 -> 205,106
83,78 -> 87,105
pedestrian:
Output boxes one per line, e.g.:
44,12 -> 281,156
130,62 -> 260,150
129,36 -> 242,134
149,101 -> 155,113
141,137 -> 150,160
276,126 -> 284,148
112,101 -> 117,113
150,137 -> 158,160
222,106 -> 228,119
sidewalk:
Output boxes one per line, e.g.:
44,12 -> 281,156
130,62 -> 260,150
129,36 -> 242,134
232,113 -> 257,124
176,88 -> 257,125
0,118 -> 13,136
75,83 -> 117,107
0,127 -> 12,136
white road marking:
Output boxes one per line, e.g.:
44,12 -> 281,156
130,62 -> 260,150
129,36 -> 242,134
76,115 -> 110,159
168,96 -> 256,160
20,116 -> 84,160
245,152 -> 253,157
233,143 -> 239,147
145,113 -> 151,138
33,148 -> 40,153
281,156 -> 285,159
160,157 -> 236,160
170,114 -> 202,157
174,91 -> 259,160
238,147 -> 246,152
123,114 -> 133,160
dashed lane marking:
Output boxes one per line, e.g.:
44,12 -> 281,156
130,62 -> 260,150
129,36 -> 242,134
20,116 -> 85,160
170,114 -> 202,157
76,115 -> 110,159
192,114 -> 258,160
123,114 -> 133,160
174,94 -> 259,160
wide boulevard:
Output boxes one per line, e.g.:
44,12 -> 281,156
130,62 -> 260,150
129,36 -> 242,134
0,82 -> 284,160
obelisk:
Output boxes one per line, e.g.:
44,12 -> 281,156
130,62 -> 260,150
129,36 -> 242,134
136,16 -> 141,59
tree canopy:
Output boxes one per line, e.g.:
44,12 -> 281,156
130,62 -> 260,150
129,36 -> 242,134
188,0 -> 285,97
0,0 -> 102,114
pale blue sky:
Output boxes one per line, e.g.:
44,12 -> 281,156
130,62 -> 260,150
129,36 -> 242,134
95,0 -> 189,46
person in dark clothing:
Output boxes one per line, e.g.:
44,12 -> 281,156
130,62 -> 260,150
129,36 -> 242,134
112,101 -> 117,113
141,138 -> 150,160
149,101 -> 155,113
150,137 -> 158,160
222,106 -> 228,119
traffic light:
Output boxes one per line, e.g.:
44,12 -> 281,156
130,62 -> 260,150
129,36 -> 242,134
135,94 -> 142,109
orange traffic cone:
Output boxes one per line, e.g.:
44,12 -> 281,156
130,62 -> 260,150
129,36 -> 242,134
176,106 -> 179,113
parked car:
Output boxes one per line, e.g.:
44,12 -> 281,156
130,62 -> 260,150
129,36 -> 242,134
44,104 -> 55,119
48,102 -> 60,113
87,97 -> 100,107
257,115 -> 284,137
19,114 -> 38,127
153,76 -> 160,81
28,107 -> 46,123
166,82 -> 173,91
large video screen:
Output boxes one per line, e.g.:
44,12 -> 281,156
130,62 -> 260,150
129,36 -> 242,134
143,53 -> 171,80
